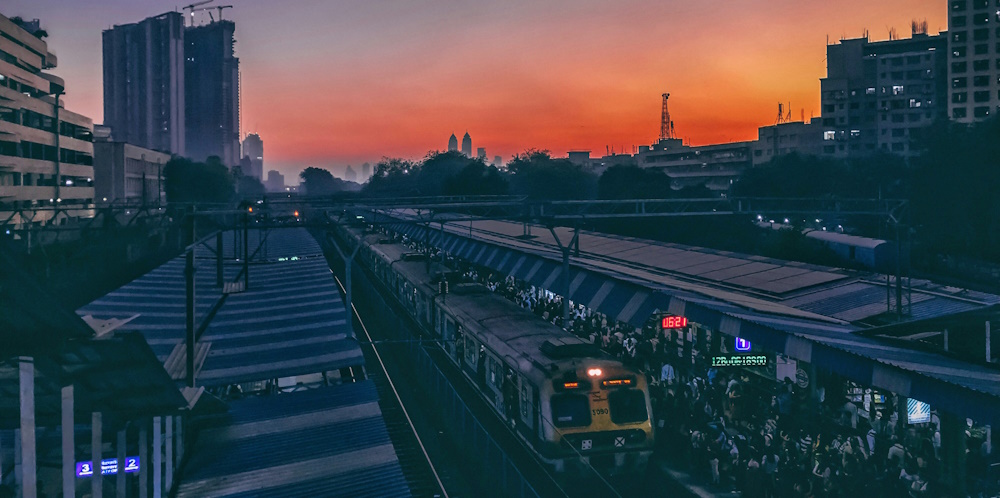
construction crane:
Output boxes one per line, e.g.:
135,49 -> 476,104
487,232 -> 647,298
182,0 -> 215,26
189,5 -> 233,23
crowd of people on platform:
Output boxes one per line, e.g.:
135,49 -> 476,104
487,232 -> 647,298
388,231 -> 997,497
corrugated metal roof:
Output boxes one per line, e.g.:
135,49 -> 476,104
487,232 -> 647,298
175,381 -> 411,498
78,228 -> 363,387
379,215 -> 1000,423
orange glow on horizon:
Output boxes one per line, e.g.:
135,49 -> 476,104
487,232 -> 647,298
15,0 -> 947,176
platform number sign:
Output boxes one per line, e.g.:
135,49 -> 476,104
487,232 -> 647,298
735,337 -> 752,352
76,457 -> 140,478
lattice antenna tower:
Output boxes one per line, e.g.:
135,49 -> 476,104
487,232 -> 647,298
660,93 -> 675,140
775,102 -> 785,124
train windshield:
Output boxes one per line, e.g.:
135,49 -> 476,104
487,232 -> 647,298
551,394 -> 591,428
608,389 -> 648,424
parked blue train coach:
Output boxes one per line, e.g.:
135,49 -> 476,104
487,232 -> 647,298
804,230 -> 904,273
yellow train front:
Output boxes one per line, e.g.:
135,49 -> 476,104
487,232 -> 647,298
536,358 -> 655,475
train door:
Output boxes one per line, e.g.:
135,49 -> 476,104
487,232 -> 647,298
519,380 -> 534,433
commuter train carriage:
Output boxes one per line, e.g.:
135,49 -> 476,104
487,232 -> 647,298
354,228 -> 655,475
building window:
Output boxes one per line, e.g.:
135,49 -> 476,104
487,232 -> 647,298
952,61 -> 968,72
909,98 -> 922,108
892,85 -> 905,95
953,16 -> 968,27
908,113 -> 922,122
823,131 -> 836,140
974,75 -> 990,86
974,59 -> 990,70
973,13 -> 989,24
953,92 -> 969,103
953,46 -> 968,58
866,87 -> 876,95
892,128 -> 906,137
974,44 -> 988,54
972,0 -> 987,7
953,31 -> 969,42
974,28 -> 990,40
953,0 -> 968,9
892,113 -> 906,122
974,90 -> 991,102
953,77 -> 969,88
974,106 -> 990,117
953,107 -> 968,118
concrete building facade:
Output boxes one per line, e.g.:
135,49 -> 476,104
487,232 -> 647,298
637,138 -> 752,194
819,31 -> 947,158
92,141 -> 169,206
102,12 -> 186,156
752,121 -> 824,166
947,0 -> 999,121
185,20 -> 240,167
0,14 -> 95,227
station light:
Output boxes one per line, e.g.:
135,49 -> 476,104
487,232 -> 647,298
294,210 -> 299,217
587,368 -> 602,377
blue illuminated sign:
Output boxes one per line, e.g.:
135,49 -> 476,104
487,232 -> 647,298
907,398 -> 931,424
76,457 -> 140,477
735,337 -> 752,352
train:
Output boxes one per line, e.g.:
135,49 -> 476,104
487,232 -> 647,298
344,224 -> 655,476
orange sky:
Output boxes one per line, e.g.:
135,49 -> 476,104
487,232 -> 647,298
9,0 -> 947,178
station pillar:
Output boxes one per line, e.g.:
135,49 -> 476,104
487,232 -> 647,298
939,411 -> 967,496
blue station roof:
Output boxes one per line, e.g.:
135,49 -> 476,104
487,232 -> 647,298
383,217 -> 1000,424
78,227 -> 362,387
175,381 -> 411,498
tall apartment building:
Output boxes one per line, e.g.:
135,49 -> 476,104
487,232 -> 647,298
0,15 -> 95,227
819,30 -> 947,158
947,0 -> 999,121
102,12 -> 186,155
241,133 -> 263,179
185,20 -> 240,167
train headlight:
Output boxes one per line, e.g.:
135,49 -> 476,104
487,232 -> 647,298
587,368 -> 602,377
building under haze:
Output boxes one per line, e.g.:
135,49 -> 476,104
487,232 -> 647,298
461,132 -> 472,157
448,133 -> 458,152
345,165 -> 357,182
477,147 -> 486,160
0,14 -> 95,227
241,133 -> 263,179
102,12 -> 186,156
265,170 -> 285,192
185,20 -> 240,167
361,162 -> 371,180
819,28 -> 947,158
947,0 -> 998,122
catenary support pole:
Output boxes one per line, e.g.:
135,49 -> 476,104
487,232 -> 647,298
62,384 -> 74,498
20,358 -> 36,498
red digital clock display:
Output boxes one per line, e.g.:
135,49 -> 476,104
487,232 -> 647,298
661,316 -> 688,329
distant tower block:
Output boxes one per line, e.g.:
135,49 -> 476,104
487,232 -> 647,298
448,133 -> 458,152
660,93 -> 675,140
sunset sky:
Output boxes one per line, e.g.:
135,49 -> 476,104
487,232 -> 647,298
7,0 -> 946,179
